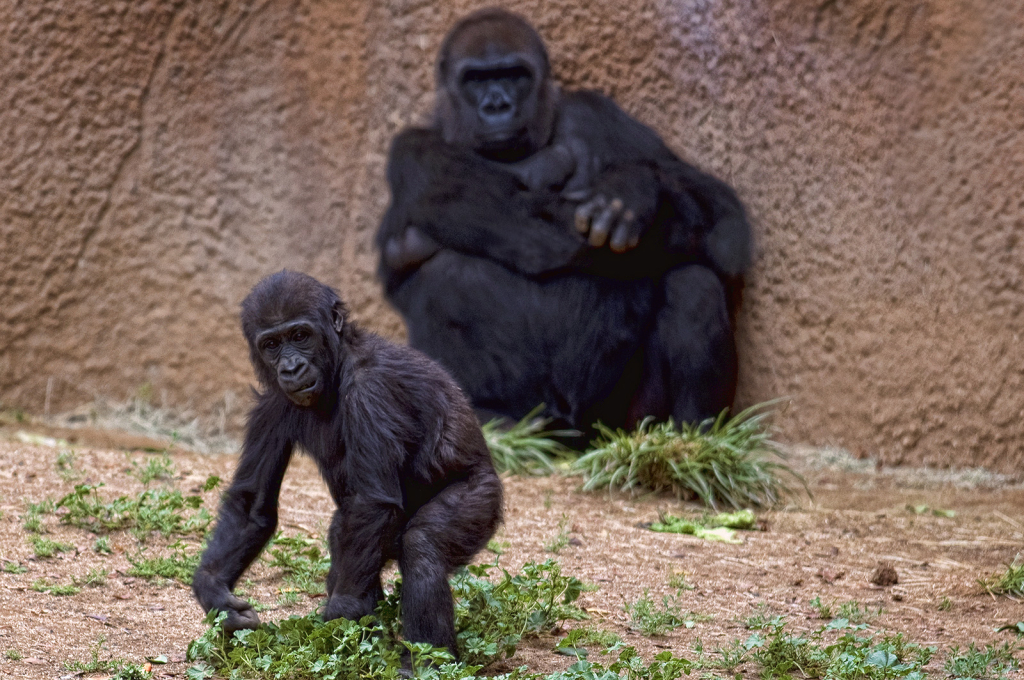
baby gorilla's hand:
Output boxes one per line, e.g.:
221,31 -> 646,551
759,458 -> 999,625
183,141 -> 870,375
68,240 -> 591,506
193,569 -> 261,632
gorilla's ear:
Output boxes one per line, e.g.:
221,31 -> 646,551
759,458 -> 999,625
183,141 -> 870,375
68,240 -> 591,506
331,301 -> 347,335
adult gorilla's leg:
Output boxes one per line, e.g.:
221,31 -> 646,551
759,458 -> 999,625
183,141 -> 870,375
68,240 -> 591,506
390,251 -> 551,420
390,251 -> 650,429
399,469 -> 503,652
642,265 -> 737,424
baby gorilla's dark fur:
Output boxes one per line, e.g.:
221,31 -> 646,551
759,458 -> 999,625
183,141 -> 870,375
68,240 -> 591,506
192,270 -> 503,654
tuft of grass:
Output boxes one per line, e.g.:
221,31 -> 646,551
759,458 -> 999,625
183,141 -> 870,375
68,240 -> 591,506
567,626 -> 621,649
55,396 -> 239,455
56,449 -> 83,482
745,602 -> 786,630
838,600 -> 882,625
980,557 -> 1024,598
810,595 -> 834,619
3,561 -> 27,574
94,536 -> 113,554
128,542 -> 202,584
56,483 -> 211,539
32,578 -> 81,596
6,648 -> 23,660
65,636 -> 153,679
573,403 -> 801,509
262,534 -> 330,595
811,597 -> 882,625
483,407 -> 575,476
667,570 -> 693,591
939,596 -> 953,611
22,498 -> 56,534
544,514 -> 572,554
944,643 -> 1017,680
77,567 -> 110,587
29,534 -> 74,558
130,453 -> 175,485
624,589 -> 708,636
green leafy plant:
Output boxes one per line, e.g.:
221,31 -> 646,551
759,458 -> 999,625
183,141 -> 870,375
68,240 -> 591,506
483,406 -> 574,476
573,404 -> 800,508
2,561 -> 27,574
5,649 -> 23,660
980,557 -> 1024,598
56,483 -> 211,539
648,509 -> 758,543
944,643 -> 1017,680
996,622 -> 1024,636
749,619 -> 934,680
94,536 -> 113,554
187,558 -> 587,677
453,559 -> 587,665
624,589 -> 708,636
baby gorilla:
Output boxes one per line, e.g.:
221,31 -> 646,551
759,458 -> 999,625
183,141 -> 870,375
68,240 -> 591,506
192,270 -> 503,654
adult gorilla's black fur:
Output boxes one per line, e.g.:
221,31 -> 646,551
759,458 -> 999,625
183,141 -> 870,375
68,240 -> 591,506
377,8 -> 753,433
192,271 -> 503,654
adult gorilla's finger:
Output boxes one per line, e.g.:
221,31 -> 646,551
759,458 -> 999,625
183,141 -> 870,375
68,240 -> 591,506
608,209 -> 637,253
575,195 -> 607,234
588,198 -> 623,247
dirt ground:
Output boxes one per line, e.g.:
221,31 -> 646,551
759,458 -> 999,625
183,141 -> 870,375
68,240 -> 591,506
0,427 -> 1022,680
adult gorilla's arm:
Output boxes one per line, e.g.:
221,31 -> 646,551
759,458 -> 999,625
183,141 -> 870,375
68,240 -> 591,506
377,127 -> 586,292
564,91 -> 753,278
192,398 -> 294,631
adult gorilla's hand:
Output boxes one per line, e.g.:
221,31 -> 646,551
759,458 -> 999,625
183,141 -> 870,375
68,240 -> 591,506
572,165 -> 659,253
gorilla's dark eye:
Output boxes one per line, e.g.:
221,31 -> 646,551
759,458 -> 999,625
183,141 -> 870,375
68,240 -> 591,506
462,65 -> 531,85
263,338 -> 280,351
293,330 -> 309,343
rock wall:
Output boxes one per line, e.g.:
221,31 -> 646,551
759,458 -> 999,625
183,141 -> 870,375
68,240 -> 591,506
1,0 -> 1021,470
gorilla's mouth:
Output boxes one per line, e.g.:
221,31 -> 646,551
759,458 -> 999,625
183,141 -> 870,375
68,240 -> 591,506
293,380 -> 318,396
287,380 -> 320,405
477,126 -> 530,152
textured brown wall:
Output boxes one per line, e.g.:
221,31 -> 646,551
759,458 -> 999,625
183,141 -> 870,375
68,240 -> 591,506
1,1 -> 1021,470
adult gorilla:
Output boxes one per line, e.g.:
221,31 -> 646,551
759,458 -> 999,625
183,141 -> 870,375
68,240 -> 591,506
377,8 -> 752,433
